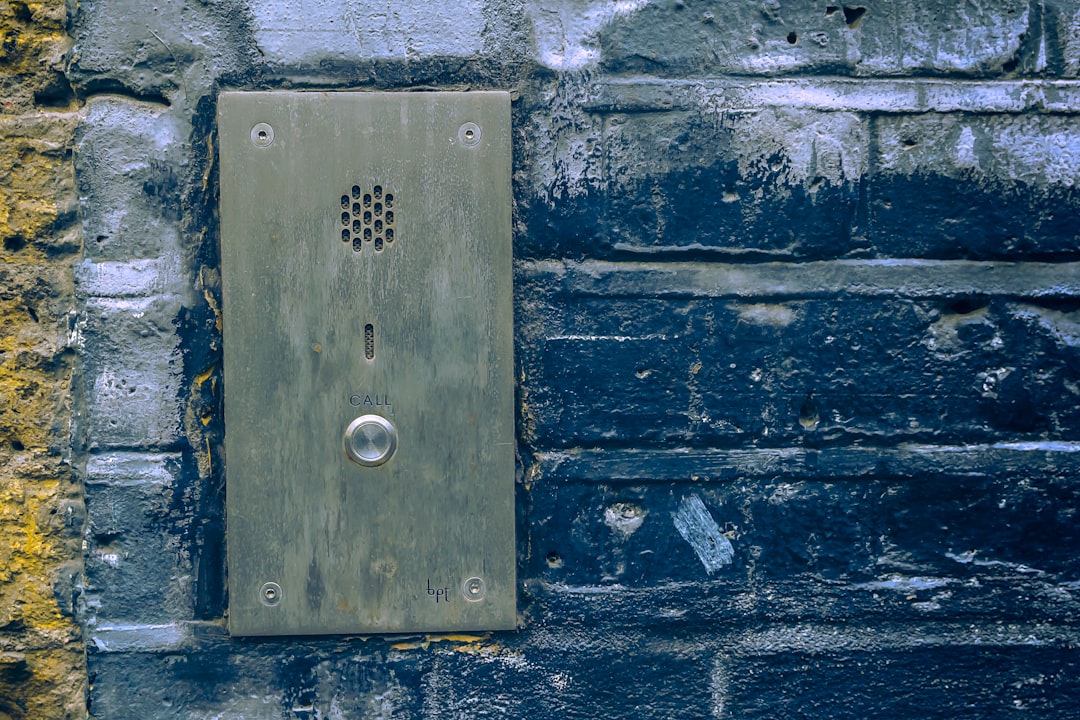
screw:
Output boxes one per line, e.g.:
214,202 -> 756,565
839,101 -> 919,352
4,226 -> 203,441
462,576 -> 486,602
250,122 -> 275,148
260,581 -> 282,606
458,122 -> 482,147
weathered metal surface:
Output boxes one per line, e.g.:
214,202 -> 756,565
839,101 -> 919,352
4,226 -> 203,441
218,91 -> 515,635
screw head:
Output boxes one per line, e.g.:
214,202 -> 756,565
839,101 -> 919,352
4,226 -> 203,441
260,581 -> 282,606
462,576 -> 486,602
457,122 -> 482,147
250,122 -> 275,147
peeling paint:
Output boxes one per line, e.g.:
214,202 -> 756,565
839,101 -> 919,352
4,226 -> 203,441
58,0 -> 1080,714
995,120 -> 1080,188
709,658 -> 729,719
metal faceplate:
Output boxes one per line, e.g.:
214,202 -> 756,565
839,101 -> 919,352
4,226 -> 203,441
218,91 -> 515,636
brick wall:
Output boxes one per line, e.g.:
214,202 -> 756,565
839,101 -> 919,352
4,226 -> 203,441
0,1 -> 84,718
63,0 -> 1080,717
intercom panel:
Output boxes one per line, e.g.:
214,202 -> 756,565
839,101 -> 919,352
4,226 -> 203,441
218,91 -> 515,635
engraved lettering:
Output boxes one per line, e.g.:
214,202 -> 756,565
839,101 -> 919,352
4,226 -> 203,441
350,393 -> 391,407
427,579 -> 451,603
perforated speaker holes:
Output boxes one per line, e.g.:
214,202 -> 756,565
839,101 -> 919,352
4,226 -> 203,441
340,184 -> 396,253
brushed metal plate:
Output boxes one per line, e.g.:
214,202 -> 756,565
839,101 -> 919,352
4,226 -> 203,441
218,91 -> 515,636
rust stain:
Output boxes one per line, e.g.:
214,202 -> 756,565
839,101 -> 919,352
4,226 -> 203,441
390,633 -> 492,652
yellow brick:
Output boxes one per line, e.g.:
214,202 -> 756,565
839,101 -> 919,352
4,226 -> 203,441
0,1 -> 85,717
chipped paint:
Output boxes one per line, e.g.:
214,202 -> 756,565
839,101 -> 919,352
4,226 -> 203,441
856,575 -> 954,592
733,303 -> 798,328
995,119 -> 1080,188
710,658 -> 729,718
946,551 -> 1045,575
604,503 -> 647,537
672,495 -> 734,574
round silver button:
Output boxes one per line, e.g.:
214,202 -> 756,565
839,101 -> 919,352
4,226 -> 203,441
344,415 -> 397,467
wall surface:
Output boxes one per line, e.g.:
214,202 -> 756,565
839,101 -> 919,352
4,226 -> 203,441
0,0 -> 84,718
45,0 -> 1080,717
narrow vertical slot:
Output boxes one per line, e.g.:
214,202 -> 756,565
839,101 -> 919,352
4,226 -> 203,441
364,323 -> 375,360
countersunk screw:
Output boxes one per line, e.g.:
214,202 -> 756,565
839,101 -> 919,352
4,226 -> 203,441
250,122 -> 275,147
462,576 -> 486,602
458,122 -> 481,147
260,581 -> 282,606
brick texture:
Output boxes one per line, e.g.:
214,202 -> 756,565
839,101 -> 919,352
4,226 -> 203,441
0,0 -> 85,717
57,0 -> 1080,717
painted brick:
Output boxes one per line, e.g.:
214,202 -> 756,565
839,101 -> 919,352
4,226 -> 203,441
82,453 -> 192,624
526,472 -> 1080,618
516,259 -> 1080,301
75,98 -> 187,262
598,0 -> 1029,76
415,643 -> 716,718
87,641 -> 424,719
84,625 -> 1080,718
717,647 -> 1080,718
518,85 -> 607,259
68,0 -> 254,101
1054,0 -> 1080,77
602,109 -> 866,260
585,78 -> 1080,115
870,113 -> 1080,260
524,101 -> 1080,261
79,297 -> 183,450
74,256 -> 184,299
520,104 -> 869,260
248,0 -> 485,67
519,290 -> 1080,448
69,0 -> 529,96
85,632 -> 715,718
58,0 -> 1080,716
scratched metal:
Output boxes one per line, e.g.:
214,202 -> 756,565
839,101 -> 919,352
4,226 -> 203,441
218,91 -> 515,635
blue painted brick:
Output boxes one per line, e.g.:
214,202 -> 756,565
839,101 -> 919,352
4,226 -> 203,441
75,97 -> 187,262
870,114 -> 1080,260
83,453 -> 193,624
599,0 -> 1029,77
520,292 -> 1080,448
79,296 -> 184,450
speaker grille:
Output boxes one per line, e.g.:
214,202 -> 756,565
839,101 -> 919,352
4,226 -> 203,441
340,184 -> 396,253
